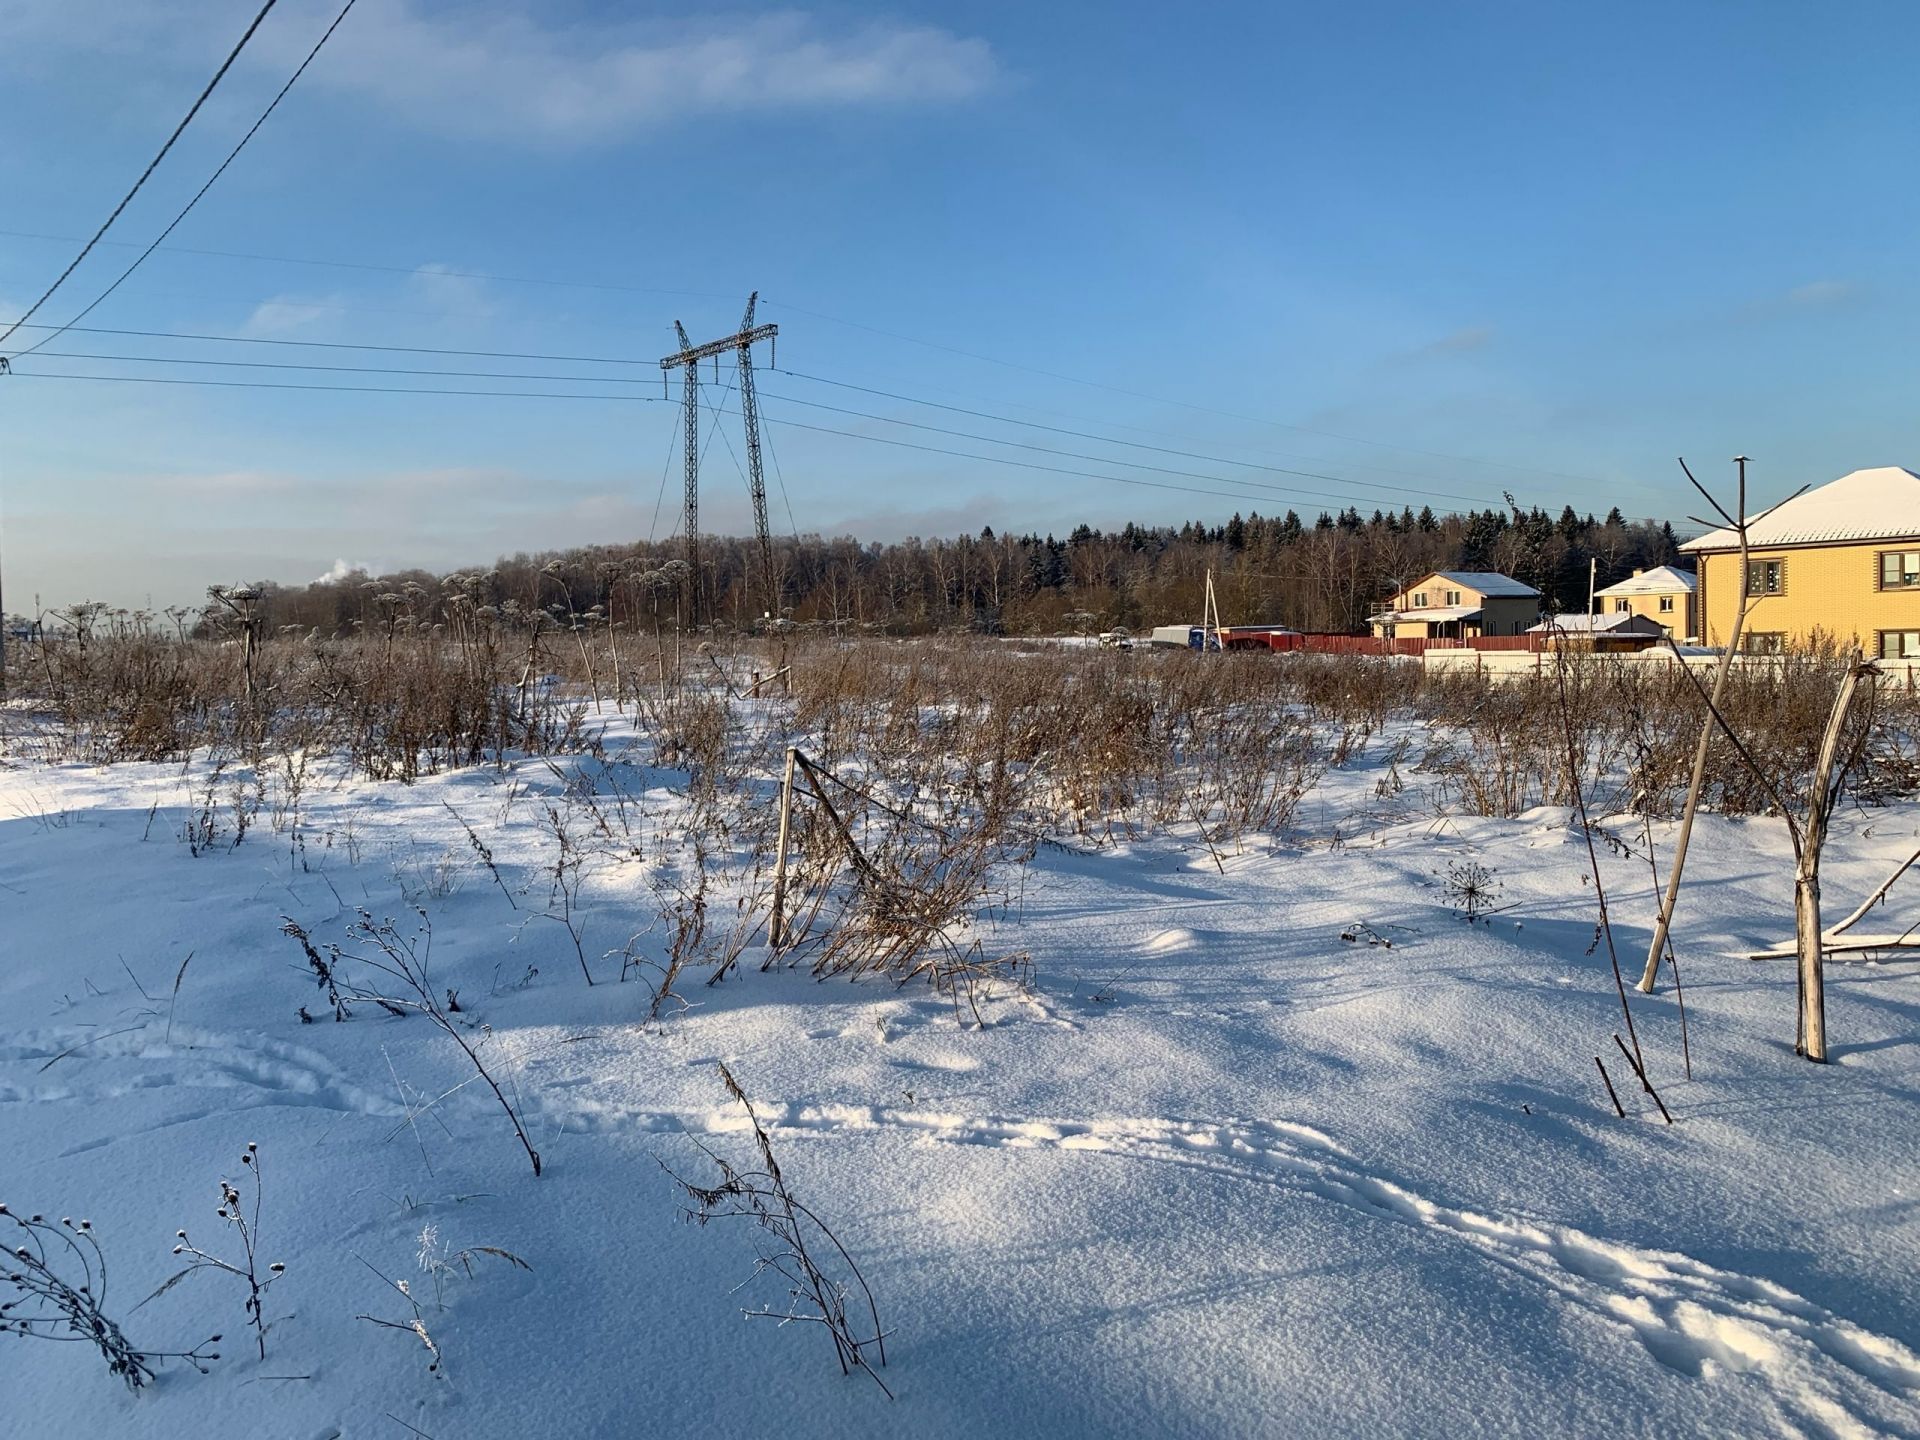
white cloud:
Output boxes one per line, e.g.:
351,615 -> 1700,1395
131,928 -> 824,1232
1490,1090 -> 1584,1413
1423,324 -> 1493,354
408,264 -> 494,319
315,558 -> 370,584
1392,324 -> 1494,364
1785,279 -> 1857,308
238,294 -> 350,338
266,5 -> 999,143
173,469 -> 300,497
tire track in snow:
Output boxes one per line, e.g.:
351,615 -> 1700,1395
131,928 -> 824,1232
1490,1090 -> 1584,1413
712,1103 -> 1920,1440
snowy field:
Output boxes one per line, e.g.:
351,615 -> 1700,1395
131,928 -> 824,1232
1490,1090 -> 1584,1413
3,702 -> 1919,1439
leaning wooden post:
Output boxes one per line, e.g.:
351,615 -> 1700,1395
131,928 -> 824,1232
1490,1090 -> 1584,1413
768,747 -> 799,949
1795,655 -> 1877,1062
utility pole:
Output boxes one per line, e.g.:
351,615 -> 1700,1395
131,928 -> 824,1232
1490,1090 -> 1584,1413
674,321 -> 700,627
735,293 -> 777,629
1202,568 -> 1223,650
659,294 -> 779,631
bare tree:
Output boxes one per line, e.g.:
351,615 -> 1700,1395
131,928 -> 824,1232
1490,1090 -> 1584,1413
1793,656 -> 1880,1060
1637,458 -> 1803,994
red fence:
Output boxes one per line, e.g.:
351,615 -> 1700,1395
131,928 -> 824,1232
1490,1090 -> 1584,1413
1227,630 -> 1551,657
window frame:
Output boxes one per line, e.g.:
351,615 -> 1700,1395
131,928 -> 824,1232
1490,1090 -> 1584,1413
1742,631 -> 1786,655
1658,595 -> 1675,613
1878,550 -> 1920,591
1744,557 -> 1786,598
1411,590 -> 1428,608
1878,630 -> 1920,661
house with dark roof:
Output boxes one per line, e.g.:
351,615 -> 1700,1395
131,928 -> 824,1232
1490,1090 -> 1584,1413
1366,570 -> 1541,640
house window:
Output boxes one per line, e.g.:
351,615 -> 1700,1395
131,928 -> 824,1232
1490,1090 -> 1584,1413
1412,591 -> 1428,608
1879,551 -> 1920,590
1613,598 -> 1631,613
1658,595 -> 1674,613
1443,589 -> 1461,605
1743,632 -> 1786,655
1879,631 -> 1920,660
1745,559 -> 1785,597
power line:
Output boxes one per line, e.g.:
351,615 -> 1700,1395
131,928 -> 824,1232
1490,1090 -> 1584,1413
646,420 -> 681,545
761,358 -> 1531,498
761,298 -> 1610,487
5,368 -> 1284,506
759,397 -> 801,539
0,321 -> 645,366
773,368 -> 1501,507
8,366 -> 1694,529
5,369 -> 648,401
0,229 -> 1606,487
755,412 -> 1314,509
22,348 -> 1495,512
754,388 -> 1437,513
0,0 -> 282,351
0,228 -> 738,303
30,348 -> 649,385
8,0 -> 361,364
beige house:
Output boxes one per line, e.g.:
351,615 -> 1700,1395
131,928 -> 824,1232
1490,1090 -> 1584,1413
1594,565 -> 1696,638
1681,466 -> 1920,657
1368,571 -> 1541,639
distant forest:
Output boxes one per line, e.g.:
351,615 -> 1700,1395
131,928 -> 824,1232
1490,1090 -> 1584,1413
191,502 -> 1684,638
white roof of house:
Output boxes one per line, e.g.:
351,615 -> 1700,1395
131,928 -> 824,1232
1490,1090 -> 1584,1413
1680,467 -> 1920,551
1595,565 -> 1696,597
1419,570 -> 1541,598
1528,612 -> 1664,634
1368,605 -> 1483,624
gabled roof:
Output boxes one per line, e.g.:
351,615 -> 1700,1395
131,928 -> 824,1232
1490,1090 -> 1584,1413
1680,467 -> 1920,551
1366,605 -> 1483,624
1408,570 -> 1541,599
1527,612 -> 1666,634
1594,565 -> 1696,597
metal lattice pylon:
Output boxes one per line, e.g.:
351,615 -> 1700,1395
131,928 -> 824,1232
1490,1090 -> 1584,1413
660,294 -> 779,629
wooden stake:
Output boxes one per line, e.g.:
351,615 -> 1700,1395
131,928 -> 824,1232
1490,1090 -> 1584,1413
1595,1056 -> 1626,1117
1613,1032 -> 1674,1125
797,756 -> 886,890
769,747 -> 798,949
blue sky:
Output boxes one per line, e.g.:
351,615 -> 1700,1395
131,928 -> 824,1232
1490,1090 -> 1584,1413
2,0 -> 1917,609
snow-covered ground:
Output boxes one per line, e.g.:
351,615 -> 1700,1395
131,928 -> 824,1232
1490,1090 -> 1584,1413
3,713 -> 1919,1438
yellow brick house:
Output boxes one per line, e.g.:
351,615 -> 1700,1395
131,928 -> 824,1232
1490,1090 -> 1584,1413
1681,466 -> 1920,658
1594,565 -> 1696,639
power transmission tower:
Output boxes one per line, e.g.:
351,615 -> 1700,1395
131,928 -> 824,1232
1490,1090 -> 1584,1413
659,293 -> 778,629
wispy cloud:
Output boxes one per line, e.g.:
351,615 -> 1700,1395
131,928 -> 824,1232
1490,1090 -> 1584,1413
172,469 -> 301,498
266,5 -> 999,144
1390,324 -> 1494,364
408,264 -> 494,319
1734,278 -> 1864,324
1783,279 -> 1858,309
1422,324 -> 1493,354
238,294 -> 350,338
